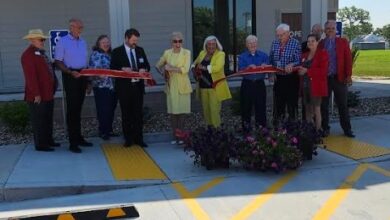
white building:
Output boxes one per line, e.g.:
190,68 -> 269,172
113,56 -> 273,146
0,0 -> 338,93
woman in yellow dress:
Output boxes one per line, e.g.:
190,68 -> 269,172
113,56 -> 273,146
192,36 -> 231,127
156,32 -> 192,144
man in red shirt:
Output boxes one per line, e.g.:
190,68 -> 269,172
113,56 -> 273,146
21,29 -> 59,152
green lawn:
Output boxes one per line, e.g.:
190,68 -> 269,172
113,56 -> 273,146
353,50 -> 390,77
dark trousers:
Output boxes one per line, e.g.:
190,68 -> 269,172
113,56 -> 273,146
273,74 -> 299,126
116,81 -> 144,144
240,79 -> 267,131
93,87 -> 117,136
28,100 -> 54,149
62,72 -> 87,145
321,76 -> 352,132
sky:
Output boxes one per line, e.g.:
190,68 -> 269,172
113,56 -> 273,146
339,0 -> 390,29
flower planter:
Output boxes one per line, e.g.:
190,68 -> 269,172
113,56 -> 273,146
201,154 -> 229,170
298,136 -> 314,160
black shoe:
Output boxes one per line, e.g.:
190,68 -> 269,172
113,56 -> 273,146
79,139 -> 93,147
322,129 -> 330,137
138,141 -> 148,148
49,141 -> 61,147
36,147 -> 55,152
100,134 -> 110,141
109,132 -> 119,137
69,145 -> 82,153
344,131 -> 355,138
123,140 -> 133,147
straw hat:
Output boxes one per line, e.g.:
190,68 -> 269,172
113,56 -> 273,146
22,29 -> 49,40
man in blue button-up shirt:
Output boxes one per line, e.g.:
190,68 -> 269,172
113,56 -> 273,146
238,35 -> 269,132
55,18 -> 92,153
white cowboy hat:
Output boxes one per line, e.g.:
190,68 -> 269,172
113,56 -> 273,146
23,29 -> 49,40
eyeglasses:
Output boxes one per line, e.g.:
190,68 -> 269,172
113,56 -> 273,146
39,39 -> 46,42
172,39 -> 183,43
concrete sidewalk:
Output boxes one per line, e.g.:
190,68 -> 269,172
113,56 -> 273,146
350,79 -> 390,98
0,115 -> 389,219
0,78 -> 388,220
0,115 -> 390,219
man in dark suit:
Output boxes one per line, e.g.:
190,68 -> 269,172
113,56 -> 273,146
110,28 -> 150,147
319,20 -> 354,138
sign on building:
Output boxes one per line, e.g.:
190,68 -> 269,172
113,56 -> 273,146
49,30 -> 69,60
336,21 -> 342,37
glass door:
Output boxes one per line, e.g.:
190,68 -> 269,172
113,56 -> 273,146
192,0 -> 256,73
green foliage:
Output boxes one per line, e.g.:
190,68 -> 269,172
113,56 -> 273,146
184,125 -> 238,170
347,91 -> 361,108
0,102 -> 30,133
193,6 -> 215,56
353,50 -> 390,77
380,24 -> 390,42
337,6 -> 373,41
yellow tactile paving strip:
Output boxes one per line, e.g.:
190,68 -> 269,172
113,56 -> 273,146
102,144 -> 167,180
323,135 -> 390,160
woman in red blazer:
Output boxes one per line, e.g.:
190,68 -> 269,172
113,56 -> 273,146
21,29 -> 59,152
298,34 -> 329,131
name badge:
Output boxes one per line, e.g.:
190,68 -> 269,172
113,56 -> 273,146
139,58 -> 144,63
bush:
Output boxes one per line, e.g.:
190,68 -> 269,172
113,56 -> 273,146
233,126 -> 303,172
0,101 -> 30,133
282,121 -> 322,160
184,125 -> 238,170
182,122 -> 315,172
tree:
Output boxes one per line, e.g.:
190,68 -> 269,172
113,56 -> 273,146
380,24 -> 390,42
373,27 -> 383,36
193,7 -> 215,57
337,6 -> 373,41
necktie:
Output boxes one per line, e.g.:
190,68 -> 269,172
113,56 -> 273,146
129,49 -> 137,71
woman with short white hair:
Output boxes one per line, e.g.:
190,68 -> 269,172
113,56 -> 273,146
156,31 -> 192,144
192,35 -> 231,127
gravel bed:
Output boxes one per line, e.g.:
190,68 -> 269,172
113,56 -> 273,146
1,97 -> 389,146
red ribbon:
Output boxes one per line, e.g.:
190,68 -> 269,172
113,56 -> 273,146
211,65 -> 300,88
80,69 -> 156,86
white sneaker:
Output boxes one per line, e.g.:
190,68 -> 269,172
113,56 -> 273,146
170,140 -> 177,145
177,140 -> 184,145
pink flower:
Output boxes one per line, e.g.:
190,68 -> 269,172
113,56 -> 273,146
252,150 -> 258,155
272,141 -> 278,148
291,137 -> 298,144
259,150 -> 264,155
266,137 -> 272,143
271,162 -> 278,168
246,136 -> 255,142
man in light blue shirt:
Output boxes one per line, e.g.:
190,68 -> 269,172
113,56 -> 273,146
55,18 -> 91,153
238,35 -> 269,132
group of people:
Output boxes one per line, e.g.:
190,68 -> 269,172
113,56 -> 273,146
20,17 -> 354,153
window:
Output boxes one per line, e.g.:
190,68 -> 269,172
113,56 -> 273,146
192,0 -> 256,73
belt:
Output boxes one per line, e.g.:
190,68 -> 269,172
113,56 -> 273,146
69,68 -> 84,71
243,78 -> 264,82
